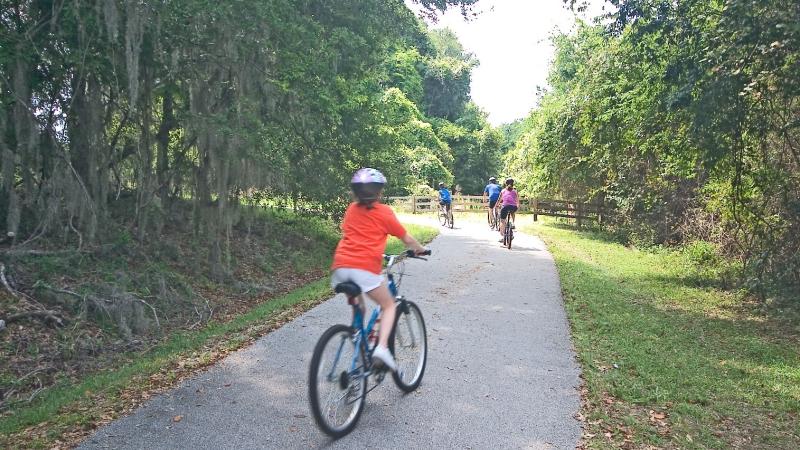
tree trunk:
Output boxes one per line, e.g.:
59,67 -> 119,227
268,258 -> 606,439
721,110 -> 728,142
157,89 -> 174,201
0,110 -> 19,241
136,68 -> 155,243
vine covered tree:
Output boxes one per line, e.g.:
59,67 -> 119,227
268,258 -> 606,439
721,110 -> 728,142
507,0 -> 800,299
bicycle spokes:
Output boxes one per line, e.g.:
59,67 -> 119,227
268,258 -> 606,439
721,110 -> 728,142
391,302 -> 427,392
309,325 -> 367,437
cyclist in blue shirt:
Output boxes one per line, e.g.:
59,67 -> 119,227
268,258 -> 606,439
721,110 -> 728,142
438,182 -> 452,214
483,176 -> 501,211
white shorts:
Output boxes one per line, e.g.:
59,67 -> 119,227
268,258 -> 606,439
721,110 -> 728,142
331,268 -> 384,294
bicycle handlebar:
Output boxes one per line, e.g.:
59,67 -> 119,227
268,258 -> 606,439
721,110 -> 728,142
384,249 -> 431,267
405,249 -> 432,258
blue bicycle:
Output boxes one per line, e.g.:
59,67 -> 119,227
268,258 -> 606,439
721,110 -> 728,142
308,249 -> 430,438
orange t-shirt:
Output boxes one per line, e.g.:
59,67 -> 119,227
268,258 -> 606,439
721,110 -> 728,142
332,202 -> 407,274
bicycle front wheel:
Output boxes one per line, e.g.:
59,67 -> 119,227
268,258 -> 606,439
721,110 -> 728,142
390,300 -> 427,392
448,211 -> 454,229
438,210 -> 447,226
308,324 -> 367,438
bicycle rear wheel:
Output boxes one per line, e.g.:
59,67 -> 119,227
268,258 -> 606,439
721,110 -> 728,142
448,210 -> 454,229
389,300 -> 427,392
505,223 -> 513,249
309,324 -> 367,438
438,209 -> 447,226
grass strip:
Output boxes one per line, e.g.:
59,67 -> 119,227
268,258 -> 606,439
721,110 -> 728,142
386,223 -> 439,255
524,221 -> 800,449
1,222 -> 439,447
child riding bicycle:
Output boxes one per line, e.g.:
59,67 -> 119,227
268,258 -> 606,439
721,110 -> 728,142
331,168 -> 426,372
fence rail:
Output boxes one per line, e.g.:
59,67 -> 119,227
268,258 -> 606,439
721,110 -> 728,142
385,195 -> 607,227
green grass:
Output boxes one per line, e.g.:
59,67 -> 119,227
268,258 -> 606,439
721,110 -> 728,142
385,223 -> 439,255
0,220 -> 438,447
523,220 -> 800,448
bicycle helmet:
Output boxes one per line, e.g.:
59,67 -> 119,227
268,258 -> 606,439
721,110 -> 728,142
505,177 -> 514,186
489,176 -> 497,183
438,182 -> 445,188
350,168 -> 386,208
351,167 -> 386,185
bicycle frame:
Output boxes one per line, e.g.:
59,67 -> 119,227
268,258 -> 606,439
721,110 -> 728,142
503,213 -> 515,248
488,205 -> 499,228
328,254 -> 406,384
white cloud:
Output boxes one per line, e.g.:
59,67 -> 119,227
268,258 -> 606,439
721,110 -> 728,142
415,0 -> 607,126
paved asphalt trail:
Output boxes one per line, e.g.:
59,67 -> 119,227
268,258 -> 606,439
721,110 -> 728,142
81,217 -> 581,449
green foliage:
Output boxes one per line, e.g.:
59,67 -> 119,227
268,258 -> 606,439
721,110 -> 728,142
434,104 -> 503,194
0,0 -> 495,279
507,1 -> 800,300
374,24 -> 502,196
422,53 -> 473,121
384,48 -> 426,105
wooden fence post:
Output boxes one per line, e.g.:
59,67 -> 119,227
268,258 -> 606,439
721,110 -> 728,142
576,200 -> 583,229
533,198 -> 539,222
412,195 -> 417,214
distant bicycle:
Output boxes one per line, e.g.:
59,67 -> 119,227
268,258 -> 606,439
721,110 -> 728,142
502,214 -> 514,249
308,250 -> 430,438
487,205 -> 499,230
438,203 -> 454,229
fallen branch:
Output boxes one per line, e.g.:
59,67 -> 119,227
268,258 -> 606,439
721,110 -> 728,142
18,367 -> 51,383
0,263 -> 19,299
135,298 -> 161,329
27,386 -> 44,404
34,282 -> 112,321
0,249 -> 76,257
0,388 -> 16,410
34,282 -> 83,300
0,264 -> 48,310
4,310 -> 64,327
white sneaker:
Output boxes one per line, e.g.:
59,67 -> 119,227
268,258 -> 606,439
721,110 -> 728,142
372,345 -> 398,372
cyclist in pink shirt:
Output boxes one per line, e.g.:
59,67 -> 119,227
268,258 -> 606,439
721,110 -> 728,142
498,178 -> 518,241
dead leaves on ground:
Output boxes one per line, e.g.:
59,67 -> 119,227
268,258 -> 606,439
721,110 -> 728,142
577,383 -> 675,449
1,287 -> 330,450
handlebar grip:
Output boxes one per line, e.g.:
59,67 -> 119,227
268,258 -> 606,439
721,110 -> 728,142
405,249 -> 432,257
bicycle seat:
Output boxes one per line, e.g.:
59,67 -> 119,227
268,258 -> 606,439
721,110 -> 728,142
334,281 -> 361,297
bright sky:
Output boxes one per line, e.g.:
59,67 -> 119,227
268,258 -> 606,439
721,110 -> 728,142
415,0 -> 608,126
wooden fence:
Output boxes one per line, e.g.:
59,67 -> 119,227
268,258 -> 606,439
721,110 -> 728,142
385,195 -> 607,227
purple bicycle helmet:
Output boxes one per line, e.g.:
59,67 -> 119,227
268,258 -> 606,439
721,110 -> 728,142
351,168 -> 387,185
350,168 -> 386,207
